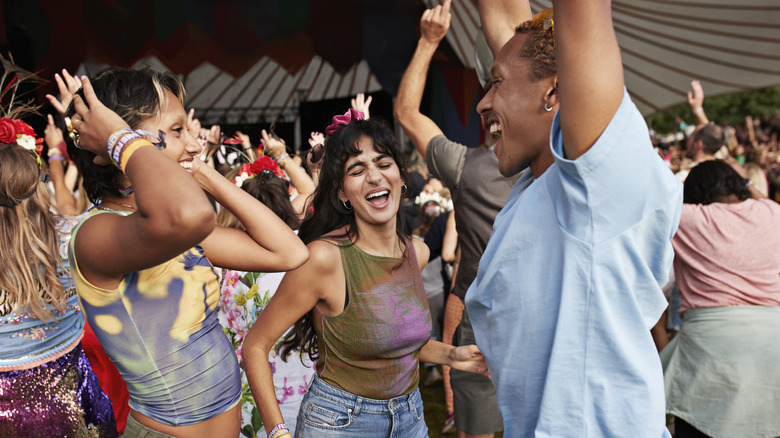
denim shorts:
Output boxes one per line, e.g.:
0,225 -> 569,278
294,374 -> 428,437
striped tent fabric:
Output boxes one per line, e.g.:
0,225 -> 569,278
426,0 -> 780,116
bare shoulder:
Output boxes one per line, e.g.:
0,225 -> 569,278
304,239 -> 342,274
411,236 -> 430,271
304,238 -> 346,314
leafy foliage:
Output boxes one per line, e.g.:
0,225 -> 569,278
647,85 -> 780,134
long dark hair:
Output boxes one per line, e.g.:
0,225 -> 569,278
278,117 -> 409,361
684,160 -> 751,205
62,67 -> 185,204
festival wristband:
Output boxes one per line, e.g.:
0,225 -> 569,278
107,128 -> 134,155
48,155 -> 65,162
111,133 -> 141,168
267,423 -> 290,438
275,153 -> 290,164
118,139 -> 153,173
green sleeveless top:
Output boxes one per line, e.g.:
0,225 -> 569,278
315,238 -> 432,399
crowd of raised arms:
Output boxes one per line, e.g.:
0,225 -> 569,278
1,1 -> 778,437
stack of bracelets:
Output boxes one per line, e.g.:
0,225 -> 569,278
267,423 -> 290,438
107,128 -> 164,172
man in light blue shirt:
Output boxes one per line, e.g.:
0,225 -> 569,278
467,1 -> 682,436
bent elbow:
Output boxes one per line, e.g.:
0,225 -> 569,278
283,243 -> 310,272
164,201 -> 216,244
393,105 -> 409,127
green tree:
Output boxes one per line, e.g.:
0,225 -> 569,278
647,85 -> 780,133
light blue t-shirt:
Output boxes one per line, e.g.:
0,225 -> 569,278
465,90 -> 682,437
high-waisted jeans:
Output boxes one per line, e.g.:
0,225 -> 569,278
295,374 -> 428,437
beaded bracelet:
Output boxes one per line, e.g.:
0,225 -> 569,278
107,128 -> 133,155
111,132 -> 141,168
48,155 -> 64,162
267,423 -> 290,438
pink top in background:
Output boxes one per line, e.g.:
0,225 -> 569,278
673,198 -> 780,314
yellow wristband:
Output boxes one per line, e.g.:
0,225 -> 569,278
119,139 -> 154,173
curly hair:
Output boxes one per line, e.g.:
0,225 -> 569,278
515,21 -> 556,81
684,160 -> 751,205
62,66 -> 185,204
278,117 -> 409,362
0,144 -> 66,321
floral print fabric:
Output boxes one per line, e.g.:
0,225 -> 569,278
219,268 -> 314,438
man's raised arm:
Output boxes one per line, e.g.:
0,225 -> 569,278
554,0 -> 624,160
394,0 -> 452,159
478,0 -> 532,57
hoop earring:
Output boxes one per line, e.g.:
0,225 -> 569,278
341,200 -> 352,210
401,184 -> 408,195
544,102 -> 553,112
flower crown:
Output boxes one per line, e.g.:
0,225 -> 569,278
0,54 -> 43,155
414,191 -> 453,217
233,155 -> 285,187
0,118 -> 42,154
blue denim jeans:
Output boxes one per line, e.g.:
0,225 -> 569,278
295,374 -> 428,437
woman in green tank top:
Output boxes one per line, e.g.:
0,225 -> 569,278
243,109 -> 489,438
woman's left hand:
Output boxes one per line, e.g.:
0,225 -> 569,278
450,344 -> 490,378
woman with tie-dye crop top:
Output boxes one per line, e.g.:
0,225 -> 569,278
243,110 -> 489,438
61,68 -> 309,438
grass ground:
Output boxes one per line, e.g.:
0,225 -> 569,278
419,365 -> 503,438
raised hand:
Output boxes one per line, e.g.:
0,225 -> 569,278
307,131 -> 325,166
350,93 -> 372,120
421,0 -> 452,45
261,129 -> 286,159
45,69 -> 83,114
686,80 -> 704,112
70,76 -> 131,165
44,114 -> 67,159
235,131 -> 252,149
186,108 -> 202,139
206,124 -> 221,146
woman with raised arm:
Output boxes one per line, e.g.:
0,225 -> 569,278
242,110 -> 487,438
0,117 -> 117,436
63,67 -> 308,438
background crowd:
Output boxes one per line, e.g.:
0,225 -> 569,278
1,1 -> 778,437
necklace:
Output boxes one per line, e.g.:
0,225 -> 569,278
99,200 -> 137,211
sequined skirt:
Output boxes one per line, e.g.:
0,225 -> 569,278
0,344 -> 117,438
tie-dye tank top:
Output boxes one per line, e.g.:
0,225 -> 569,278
315,238 -> 431,400
68,210 -> 240,426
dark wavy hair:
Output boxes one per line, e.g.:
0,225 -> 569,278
684,160 -> 751,205
62,66 -> 185,204
278,117 -> 409,362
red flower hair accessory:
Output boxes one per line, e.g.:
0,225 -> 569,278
326,108 -> 365,135
0,117 -> 40,155
233,155 -> 285,187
